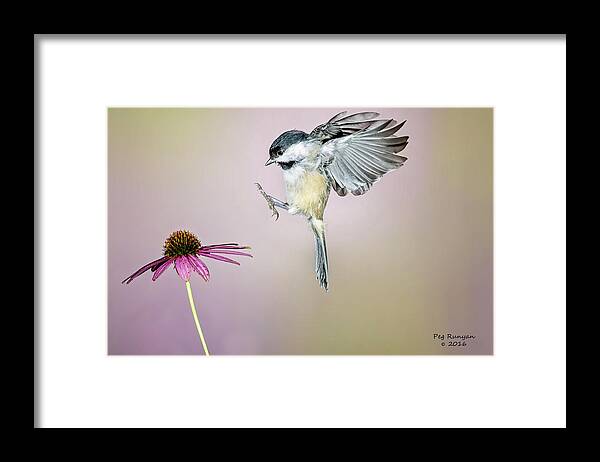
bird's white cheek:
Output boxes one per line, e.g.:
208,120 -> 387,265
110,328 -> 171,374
283,166 -> 304,184
280,141 -> 319,163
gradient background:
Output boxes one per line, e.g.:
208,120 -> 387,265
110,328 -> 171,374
108,108 -> 492,355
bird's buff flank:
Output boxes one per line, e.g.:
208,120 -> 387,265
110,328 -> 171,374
286,170 -> 329,219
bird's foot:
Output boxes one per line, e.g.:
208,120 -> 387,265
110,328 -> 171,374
255,183 -> 280,221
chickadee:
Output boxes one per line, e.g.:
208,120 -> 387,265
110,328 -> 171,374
256,111 -> 409,291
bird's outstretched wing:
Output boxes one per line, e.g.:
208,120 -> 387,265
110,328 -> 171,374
319,116 -> 409,196
310,111 -> 382,141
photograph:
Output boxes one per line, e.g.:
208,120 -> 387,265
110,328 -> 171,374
108,107 -> 493,355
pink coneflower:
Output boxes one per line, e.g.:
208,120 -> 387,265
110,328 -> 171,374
122,230 -> 252,355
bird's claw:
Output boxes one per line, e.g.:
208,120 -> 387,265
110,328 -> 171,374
255,183 -> 279,221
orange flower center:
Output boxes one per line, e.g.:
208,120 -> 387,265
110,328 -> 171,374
163,230 -> 201,257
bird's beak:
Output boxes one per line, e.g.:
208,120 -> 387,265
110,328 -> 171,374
265,158 -> 276,166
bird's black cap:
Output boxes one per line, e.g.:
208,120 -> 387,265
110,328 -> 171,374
266,130 -> 308,165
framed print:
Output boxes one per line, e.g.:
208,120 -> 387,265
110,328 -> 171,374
35,35 -> 565,428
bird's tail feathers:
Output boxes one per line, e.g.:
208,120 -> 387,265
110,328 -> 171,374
310,218 -> 329,292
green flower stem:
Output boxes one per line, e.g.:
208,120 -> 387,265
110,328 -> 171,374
185,280 -> 210,356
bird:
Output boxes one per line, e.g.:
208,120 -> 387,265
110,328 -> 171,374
256,111 -> 409,292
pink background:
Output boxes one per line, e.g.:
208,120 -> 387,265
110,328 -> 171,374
108,108 -> 493,355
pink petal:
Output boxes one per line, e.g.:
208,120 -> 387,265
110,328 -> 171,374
199,252 -> 241,265
122,256 -> 170,284
196,257 -> 211,279
201,242 -> 239,249
202,243 -> 250,250
188,254 -> 210,282
200,249 -> 252,257
174,256 -> 192,281
152,258 -> 173,281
